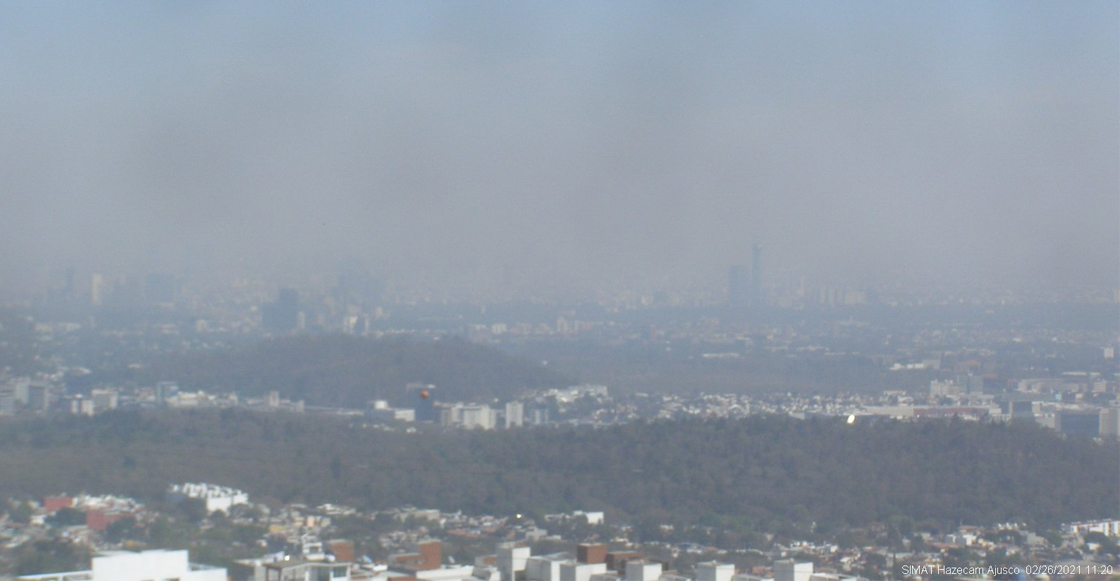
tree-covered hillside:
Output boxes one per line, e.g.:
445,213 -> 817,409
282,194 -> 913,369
0,412 -> 1113,535
125,335 -> 570,407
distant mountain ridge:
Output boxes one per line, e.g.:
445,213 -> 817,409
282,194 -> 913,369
139,335 -> 570,407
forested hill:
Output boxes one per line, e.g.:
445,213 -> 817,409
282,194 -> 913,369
132,335 -> 570,407
0,412 -> 1114,535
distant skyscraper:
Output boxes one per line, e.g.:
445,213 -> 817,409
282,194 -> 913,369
728,265 -> 749,307
505,401 -> 524,428
90,273 -> 105,307
407,383 -> 438,422
262,288 -> 300,333
156,382 -> 178,407
750,243 -> 763,307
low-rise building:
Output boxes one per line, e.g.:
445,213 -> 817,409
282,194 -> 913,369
167,482 -> 250,514
17,549 -> 226,581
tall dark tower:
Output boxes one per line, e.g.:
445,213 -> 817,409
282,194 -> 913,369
262,287 -> 300,332
407,383 -> 437,422
728,265 -> 749,307
750,244 -> 763,307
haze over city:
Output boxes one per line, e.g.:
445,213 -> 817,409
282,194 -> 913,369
1,3 -> 1120,580
2,1 -> 1117,300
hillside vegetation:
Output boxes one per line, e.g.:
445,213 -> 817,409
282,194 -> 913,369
0,412 -> 1113,536
129,335 -> 570,407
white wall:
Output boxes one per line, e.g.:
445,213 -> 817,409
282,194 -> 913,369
499,545 -> 532,581
697,563 -> 734,581
91,550 -> 227,581
562,562 -> 608,581
527,556 -> 565,581
625,562 -> 661,581
773,561 -> 812,581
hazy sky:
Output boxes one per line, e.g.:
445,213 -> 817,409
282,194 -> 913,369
2,2 -> 1117,297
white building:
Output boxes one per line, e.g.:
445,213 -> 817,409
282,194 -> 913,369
526,554 -> 571,581
944,532 -> 976,546
773,561 -> 812,581
574,511 -> 604,525
625,561 -> 662,581
167,482 -> 249,513
498,544 -> 531,581
90,389 -> 119,412
1100,408 -> 1120,439
18,549 -> 226,581
263,559 -> 351,581
1065,519 -> 1120,537
371,407 -> 416,422
697,562 -> 735,581
460,404 -> 496,430
505,401 -> 525,428
562,561 -> 608,581
929,380 -> 960,398
415,565 -> 478,581
560,561 -> 613,581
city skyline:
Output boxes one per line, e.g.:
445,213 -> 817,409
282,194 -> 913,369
0,3 -> 1116,578
1,2 -> 1117,298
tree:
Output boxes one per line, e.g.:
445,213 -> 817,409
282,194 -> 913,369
46,507 -> 86,527
176,498 -> 208,523
1085,532 -> 1119,556
9,501 -> 32,524
985,548 -> 1025,569
13,539 -> 90,575
105,516 -> 139,543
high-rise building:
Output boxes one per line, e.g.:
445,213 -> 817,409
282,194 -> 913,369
499,544 -> 532,581
564,561 -> 610,581
529,407 -> 550,426
461,404 -> 495,430
155,382 -> 179,407
625,561 -> 661,581
27,384 -> 50,413
262,288 -> 300,332
91,389 -> 119,412
730,243 -> 764,308
1099,407 -> 1120,440
0,388 -> 15,415
697,562 -> 734,581
577,544 -> 607,565
90,273 -> 105,307
407,383 -> 438,422
728,265 -> 749,307
750,243 -> 763,307
773,560 -> 812,581
505,401 -> 525,428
